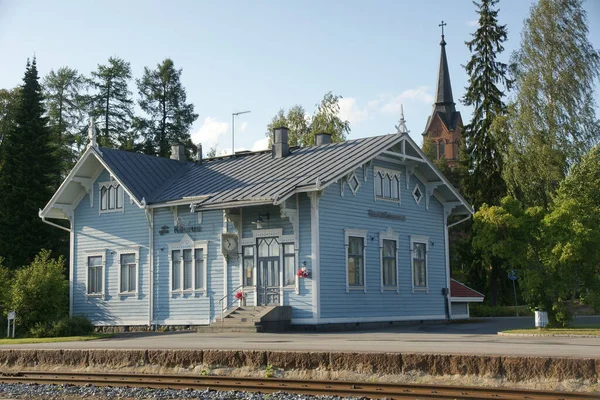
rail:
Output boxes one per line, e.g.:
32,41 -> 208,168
1,371 -> 597,400
217,284 -> 243,322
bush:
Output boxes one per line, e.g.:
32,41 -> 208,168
470,304 -> 532,317
10,249 -> 69,334
29,316 -> 94,338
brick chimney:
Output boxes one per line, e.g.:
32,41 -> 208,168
272,127 -> 290,158
315,133 -> 332,146
170,143 -> 186,163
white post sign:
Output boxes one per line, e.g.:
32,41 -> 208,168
7,310 -> 15,338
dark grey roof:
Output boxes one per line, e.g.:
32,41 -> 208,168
99,147 -> 190,203
149,134 -> 403,206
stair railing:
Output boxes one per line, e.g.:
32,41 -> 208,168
218,284 -> 244,323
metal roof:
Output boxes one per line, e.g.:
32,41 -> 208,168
99,147 -> 190,203
150,133 -> 403,206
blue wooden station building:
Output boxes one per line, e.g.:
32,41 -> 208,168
40,122 -> 480,330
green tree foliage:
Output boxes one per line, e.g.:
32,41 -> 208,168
10,249 -> 69,335
504,0 -> 600,208
0,87 -> 21,171
462,0 -> 511,209
43,67 -> 86,179
88,57 -> 135,148
137,59 -> 199,157
0,258 -> 11,315
474,146 -> 600,325
0,59 -> 64,270
266,92 -> 350,146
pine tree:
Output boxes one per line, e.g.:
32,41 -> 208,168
462,0 -> 511,209
505,0 -> 600,208
0,87 -> 21,171
137,59 -> 198,157
88,57 -> 135,148
0,59 -> 65,270
43,67 -> 86,180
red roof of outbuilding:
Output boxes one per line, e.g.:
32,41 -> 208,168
450,279 -> 484,299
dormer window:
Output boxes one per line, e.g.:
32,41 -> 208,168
374,168 -> 401,203
99,181 -> 124,213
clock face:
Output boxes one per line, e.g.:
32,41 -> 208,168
223,235 -> 237,252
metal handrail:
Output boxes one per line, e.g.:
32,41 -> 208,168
218,284 -> 244,322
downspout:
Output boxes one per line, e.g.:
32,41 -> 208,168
40,212 -> 74,316
145,207 -> 154,329
444,213 -> 472,321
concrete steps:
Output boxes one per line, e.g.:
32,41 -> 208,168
200,306 -> 291,333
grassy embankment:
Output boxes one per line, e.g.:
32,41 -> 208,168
0,334 -> 113,345
503,325 -> 600,336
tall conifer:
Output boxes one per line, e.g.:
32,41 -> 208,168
0,59 -> 64,270
462,0 -> 511,209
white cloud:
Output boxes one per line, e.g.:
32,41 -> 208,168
251,137 -> 270,152
191,117 -> 229,149
239,121 -> 248,133
466,19 -> 478,27
338,97 -> 369,124
379,87 -> 434,115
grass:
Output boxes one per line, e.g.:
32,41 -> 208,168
503,324 -> 600,336
0,333 -> 113,345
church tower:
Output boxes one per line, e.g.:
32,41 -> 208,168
422,22 -> 463,168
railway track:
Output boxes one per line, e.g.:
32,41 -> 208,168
0,371 -> 597,400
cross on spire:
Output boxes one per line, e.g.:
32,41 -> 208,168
439,20 -> 447,37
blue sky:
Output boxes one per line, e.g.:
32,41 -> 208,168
1,0 -> 599,154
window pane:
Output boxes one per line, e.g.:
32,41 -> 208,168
116,186 -> 122,208
88,256 -> 102,267
384,259 -> 397,286
375,172 -> 382,196
88,267 -> 96,293
349,237 -> 363,255
195,260 -> 203,289
121,253 -> 135,265
108,187 -> 115,209
284,255 -> 295,286
183,249 -> 192,290
383,240 -> 395,257
383,175 -> 391,197
120,264 -> 128,292
258,240 -> 269,257
94,267 -> 103,293
348,257 -> 356,285
270,240 -> 280,257
283,243 -> 294,255
439,141 -> 446,158
354,256 -> 363,285
243,256 -> 254,286
129,265 -> 136,291
243,246 -> 253,257
391,177 -> 399,199
100,187 -> 107,210
172,250 -> 181,290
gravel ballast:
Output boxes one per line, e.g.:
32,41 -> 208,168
0,382 -> 351,400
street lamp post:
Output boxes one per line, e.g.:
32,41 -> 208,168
232,110 -> 251,156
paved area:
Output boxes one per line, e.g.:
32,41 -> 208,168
2,317 -> 599,358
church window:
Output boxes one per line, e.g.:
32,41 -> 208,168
439,140 -> 446,159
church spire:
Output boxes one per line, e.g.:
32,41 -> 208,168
434,21 -> 456,115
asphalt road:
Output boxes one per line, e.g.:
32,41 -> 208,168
3,317 -> 599,358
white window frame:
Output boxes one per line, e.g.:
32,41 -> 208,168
374,167 -> 401,204
168,234 -> 208,296
117,247 -> 140,298
412,184 -> 423,205
86,250 -> 106,298
98,180 -> 124,214
379,228 -> 399,293
344,228 -> 368,293
410,235 -> 429,292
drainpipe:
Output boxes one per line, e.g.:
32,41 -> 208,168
145,207 -> 154,329
40,211 -> 74,316
445,214 -> 472,321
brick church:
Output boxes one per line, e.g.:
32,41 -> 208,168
422,29 -> 463,168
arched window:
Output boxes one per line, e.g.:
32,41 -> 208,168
439,140 -> 446,159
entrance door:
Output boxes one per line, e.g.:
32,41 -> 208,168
257,237 -> 280,306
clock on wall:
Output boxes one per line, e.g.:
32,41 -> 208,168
221,233 -> 239,257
